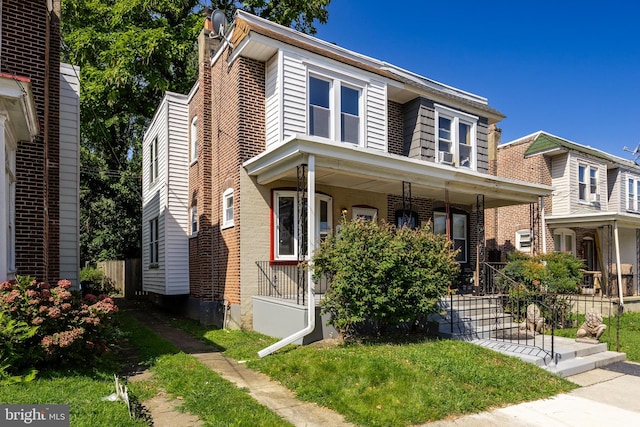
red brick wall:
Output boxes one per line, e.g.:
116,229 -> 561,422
189,44 -> 265,306
2,0 -> 60,282
489,137 -> 553,256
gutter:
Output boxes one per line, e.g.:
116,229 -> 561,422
258,154 -> 316,357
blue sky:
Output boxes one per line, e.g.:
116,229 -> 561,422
314,1 -> 640,158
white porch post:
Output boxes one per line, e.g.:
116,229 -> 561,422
613,220 -> 624,307
540,197 -> 547,254
0,113 -> 7,282
258,154 -> 317,357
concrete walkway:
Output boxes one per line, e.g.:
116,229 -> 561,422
422,362 -> 640,426
123,302 -> 354,427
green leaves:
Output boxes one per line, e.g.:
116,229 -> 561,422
313,219 -> 459,338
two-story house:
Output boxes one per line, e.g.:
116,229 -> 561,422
0,0 -> 80,285
490,131 -> 640,298
142,11 -> 552,344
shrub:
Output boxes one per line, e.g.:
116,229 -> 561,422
497,251 -> 584,294
313,219 -> 459,338
0,276 -> 119,373
80,266 -> 118,296
0,311 -> 38,385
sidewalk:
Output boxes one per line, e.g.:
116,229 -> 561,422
121,300 -> 354,427
123,300 -> 640,427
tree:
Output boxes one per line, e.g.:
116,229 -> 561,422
61,0 -> 331,266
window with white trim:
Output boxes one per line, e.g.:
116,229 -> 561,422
190,205 -> 197,235
308,74 -> 362,144
435,105 -> 477,169
553,228 -> 575,255
273,191 -> 333,260
190,116 -> 198,162
516,229 -> 531,252
627,175 -> 640,212
433,211 -> 468,263
578,163 -> 598,203
149,217 -> 159,264
222,188 -> 234,229
149,137 -> 158,184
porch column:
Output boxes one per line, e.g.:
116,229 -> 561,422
307,154 -> 316,297
540,197 -> 547,254
0,113 -> 7,281
614,221 -> 624,307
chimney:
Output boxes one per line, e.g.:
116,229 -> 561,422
198,17 -> 222,65
487,124 -> 502,176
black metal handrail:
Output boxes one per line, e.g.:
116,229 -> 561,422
255,261 -> 329,305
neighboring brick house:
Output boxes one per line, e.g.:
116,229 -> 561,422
489,131 -> 640,297
142,11 -> 551,343
0,0 -> 80,285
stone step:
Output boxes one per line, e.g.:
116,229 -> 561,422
544,351 -> 627,377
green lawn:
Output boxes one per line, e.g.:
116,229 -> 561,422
0,311 -> 291,427
168,317 -> 577,427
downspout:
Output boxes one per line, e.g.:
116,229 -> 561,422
258,154 -> 316,357
540,197 -> 547,254
613,220 -> 624,308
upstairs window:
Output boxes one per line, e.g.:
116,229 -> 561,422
308,74 -> 362,145
149,137 -> 158,184
222,188 -> 234,229
628,176 -> 640,212
435,105 -> 477,169
190,116 -> 198,163
273,191 -> 332,261
578,163 -> 599,203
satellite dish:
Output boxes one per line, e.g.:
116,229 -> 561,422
210,9 -> 228,37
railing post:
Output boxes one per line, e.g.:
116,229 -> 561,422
450,292 -> 454,334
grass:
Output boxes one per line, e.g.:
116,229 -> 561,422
0,311 -> 291,427
166,317 -> 577,427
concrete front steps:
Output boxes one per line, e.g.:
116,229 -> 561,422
437,295 -> 626,377
472,335 -> 626,377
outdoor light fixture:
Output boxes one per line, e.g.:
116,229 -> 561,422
341,208 -> 348,216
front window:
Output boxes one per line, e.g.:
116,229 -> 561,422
578,163 -> 598,202
222,188 -> 234,229
516,229 -> 531,253
308,74 -> 362,144
553,228 -> 575,255
433,211 -> 468,263
273,191 -> 332,260
435,105 -> 477,169
149,217 -> 159,264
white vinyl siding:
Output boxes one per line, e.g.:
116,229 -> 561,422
59,63 -> 80,285
550,154 -> 570,215
142,92 -> 190,295
365,79 -> 387,151
265,54 -> 281,148
282,51 -> 307,137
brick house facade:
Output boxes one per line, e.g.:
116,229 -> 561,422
490,131 -> 640,297
142,11 -> 552,341
0,0 -> 80,284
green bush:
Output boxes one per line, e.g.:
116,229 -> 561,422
0,275 -> 120,374
313,219 -> 459,338
80,266 -> 118,295
0,311 -> 38,385
497,251 -> 584,294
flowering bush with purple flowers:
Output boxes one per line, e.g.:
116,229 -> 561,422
0,275 -> 119,373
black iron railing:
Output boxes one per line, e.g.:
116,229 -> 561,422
256,261 -> 329,305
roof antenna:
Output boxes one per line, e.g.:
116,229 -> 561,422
208,9 -> 234,48
623,143 -> 640,165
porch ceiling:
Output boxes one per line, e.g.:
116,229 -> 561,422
244,136 -> 553,209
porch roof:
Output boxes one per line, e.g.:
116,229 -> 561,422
0,75 -> 39,140
545,211 -> 640,228
243,135 -> 553,209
